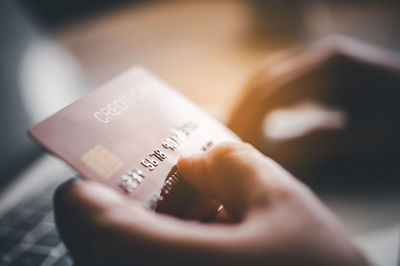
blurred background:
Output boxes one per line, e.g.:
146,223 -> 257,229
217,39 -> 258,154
0,0 -> 400,265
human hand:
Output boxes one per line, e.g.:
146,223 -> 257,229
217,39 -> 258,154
228,37 -> 400,181
54,142 -> 369,266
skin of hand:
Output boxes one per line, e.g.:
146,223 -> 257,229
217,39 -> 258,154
54,142 -> 370,266
228,36 -> 400,181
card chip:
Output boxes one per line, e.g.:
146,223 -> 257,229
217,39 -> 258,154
81,145 -> 124,179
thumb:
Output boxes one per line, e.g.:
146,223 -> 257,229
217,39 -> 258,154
177,142 -> 274,219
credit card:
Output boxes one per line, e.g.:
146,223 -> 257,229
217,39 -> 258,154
29,66 -> 239,217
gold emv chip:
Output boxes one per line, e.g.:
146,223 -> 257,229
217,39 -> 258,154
81,145 -> 124,179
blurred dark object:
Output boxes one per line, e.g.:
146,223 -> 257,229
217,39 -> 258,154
17,0 -> 144,28
250,0 -> 313,44
228,36 -> 400,191
249,0 -> 400,49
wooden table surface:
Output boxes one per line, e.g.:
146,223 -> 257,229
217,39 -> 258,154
56,0 -> 272,122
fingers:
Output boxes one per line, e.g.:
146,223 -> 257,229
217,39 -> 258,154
227,39 -> 353,144
177,142 -> 295,219
54,177 -> 252,265
179,196 -> 222,221
54,143 -> 301,265
53,141 -> 372,266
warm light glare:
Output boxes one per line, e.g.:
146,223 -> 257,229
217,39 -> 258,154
263,100 -> 347,140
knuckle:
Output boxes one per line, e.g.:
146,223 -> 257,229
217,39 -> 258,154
208,143 -> 244,170
206,142 -> 256,180
208,142 -> 251,163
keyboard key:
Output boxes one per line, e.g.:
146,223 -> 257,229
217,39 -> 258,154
0,227 -> 8,237
17,211 -> 47,231
41,201 -> 53,212
52,254 -> 73,266
0,209 -> 32,228
0,230 -> 26,252
48,228 -> 59,235
0,238 -> 20,253
43,213 -> 55,224
36,233 -> 60,247
10,251 -> 47,266
23,193 -> 52,210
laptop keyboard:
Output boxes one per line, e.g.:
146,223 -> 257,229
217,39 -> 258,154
0,182 -> 72,266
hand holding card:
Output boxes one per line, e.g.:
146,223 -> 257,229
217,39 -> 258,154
29,66 -> 239,218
